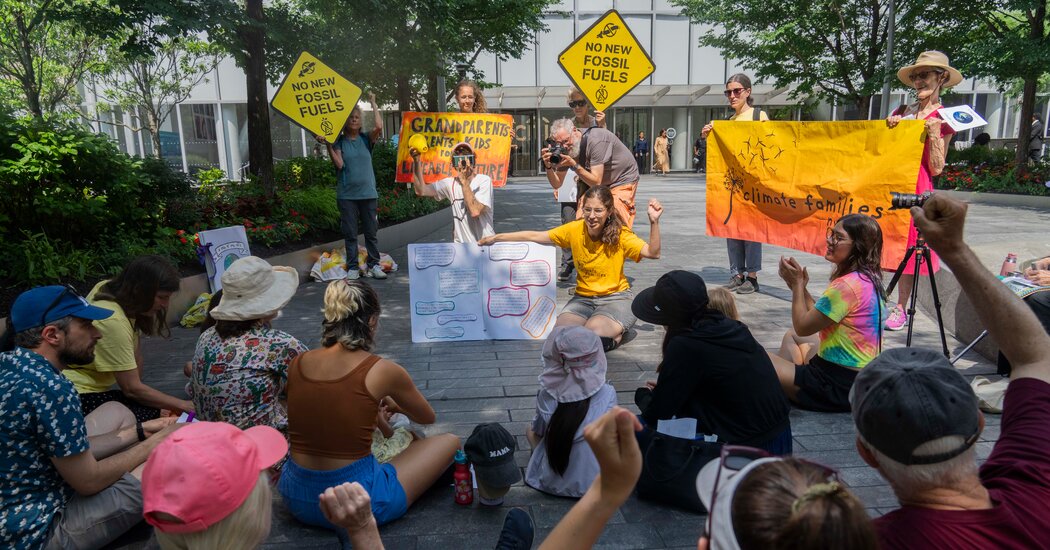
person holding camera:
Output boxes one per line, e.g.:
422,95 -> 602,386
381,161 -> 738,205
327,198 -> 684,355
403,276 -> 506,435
410,141 -> 494,244
543,118 -> 640,228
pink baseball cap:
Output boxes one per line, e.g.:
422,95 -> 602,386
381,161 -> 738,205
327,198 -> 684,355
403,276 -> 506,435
142,422 -> 288,534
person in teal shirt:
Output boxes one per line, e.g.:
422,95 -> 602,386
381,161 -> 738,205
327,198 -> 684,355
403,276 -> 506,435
317,92 -> 386,280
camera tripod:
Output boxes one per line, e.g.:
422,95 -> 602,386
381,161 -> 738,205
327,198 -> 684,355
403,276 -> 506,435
885,230 -> 950,357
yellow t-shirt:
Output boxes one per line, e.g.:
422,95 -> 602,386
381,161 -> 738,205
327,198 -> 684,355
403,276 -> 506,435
729,107 -> 770,121
548,220 -> 645,297
63,281 -> 139,394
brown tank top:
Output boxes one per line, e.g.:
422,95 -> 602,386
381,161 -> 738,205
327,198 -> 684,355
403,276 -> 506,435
287,352 -> 381,460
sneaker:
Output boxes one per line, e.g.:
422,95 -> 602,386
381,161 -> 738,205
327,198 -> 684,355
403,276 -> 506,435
725,274 -> 745,290
494,508 -> 534,550
557,263 -> 574,282
735,277 -> 758,294
345,268 -> 361,281
365,264 -> 388,279
885,304 -> 908,331
600,336 -> 620,352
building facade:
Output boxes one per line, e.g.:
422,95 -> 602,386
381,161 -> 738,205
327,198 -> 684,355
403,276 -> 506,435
81,0 -> 1047,178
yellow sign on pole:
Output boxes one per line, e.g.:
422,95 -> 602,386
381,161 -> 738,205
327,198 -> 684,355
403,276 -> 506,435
557,10 -> 655,110
270,51 -> 362,143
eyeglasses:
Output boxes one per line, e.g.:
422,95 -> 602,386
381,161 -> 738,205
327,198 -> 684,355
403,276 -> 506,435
40,284 -> 82,327
723,88 -> 747,98
909,69 -> 943,82
826,227 -> 852,246
568,100 -> 588,108
704,445 -> 840,547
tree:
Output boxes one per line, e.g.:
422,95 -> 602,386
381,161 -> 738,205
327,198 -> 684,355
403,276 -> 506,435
929,0 -> 1049,174
290,0 -> 555,112
0,0 -> 110,119
99,33 -> 221,157
674,0 -> 927,117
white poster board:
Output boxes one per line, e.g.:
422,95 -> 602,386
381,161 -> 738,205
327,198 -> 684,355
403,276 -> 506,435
938,105 -> 988,133
408,242 -> 558,342
198,226 -> 251,292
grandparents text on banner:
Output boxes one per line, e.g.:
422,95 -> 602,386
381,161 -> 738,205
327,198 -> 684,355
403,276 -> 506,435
395,112 -> 514,188
705,120 -> 925,267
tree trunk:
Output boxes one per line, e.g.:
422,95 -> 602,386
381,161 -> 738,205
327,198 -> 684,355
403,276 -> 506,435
146,108 -> 163,159
245,0 -> 274,196
425,72 -> 438,112
396,75 -> 412,113
1015,76 -> 1037,177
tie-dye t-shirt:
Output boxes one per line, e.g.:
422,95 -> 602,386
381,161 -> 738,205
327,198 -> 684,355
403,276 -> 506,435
815,272 -> 884,368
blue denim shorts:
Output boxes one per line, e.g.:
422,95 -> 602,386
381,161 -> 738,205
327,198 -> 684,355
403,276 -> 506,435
278,455 -> 408,530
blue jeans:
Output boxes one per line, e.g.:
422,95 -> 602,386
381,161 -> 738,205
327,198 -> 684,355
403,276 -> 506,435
278,455 -> 407,532
338,198 -> 380,269
727,239 -> 762,275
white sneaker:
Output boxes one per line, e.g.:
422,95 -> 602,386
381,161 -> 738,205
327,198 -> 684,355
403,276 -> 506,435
365,264 -> 388,279
345,269 -> 361,280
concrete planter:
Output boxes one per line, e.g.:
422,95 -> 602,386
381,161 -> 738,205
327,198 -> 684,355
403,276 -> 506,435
163,206 -> 450,325
940,189 -> 1050,209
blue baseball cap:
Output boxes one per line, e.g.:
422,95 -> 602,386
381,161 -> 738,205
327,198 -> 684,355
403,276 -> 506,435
10,285 -> 113,333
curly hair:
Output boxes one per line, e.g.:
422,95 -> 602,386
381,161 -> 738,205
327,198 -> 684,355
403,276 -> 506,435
455,80 -> 487,113
831,214 -> 885,300
580,186 -> 623,246
320,280 -> 381,351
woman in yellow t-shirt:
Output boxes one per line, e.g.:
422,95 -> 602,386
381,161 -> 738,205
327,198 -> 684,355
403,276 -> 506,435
479,186 -> 663,351
701,73 -> 769,296
64,255 -> 193,421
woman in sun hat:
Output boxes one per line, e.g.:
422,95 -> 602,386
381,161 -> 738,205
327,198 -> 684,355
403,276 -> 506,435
525,326 -> 617,497
882,51 -> 963,332
189,257 -> 306,470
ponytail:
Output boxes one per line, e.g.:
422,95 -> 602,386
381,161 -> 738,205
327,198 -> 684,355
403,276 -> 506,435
544,397 -> 591,476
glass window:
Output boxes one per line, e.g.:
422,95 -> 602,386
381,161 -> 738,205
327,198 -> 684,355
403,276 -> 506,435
269,107 -> 304,160
179,103 -> 220,175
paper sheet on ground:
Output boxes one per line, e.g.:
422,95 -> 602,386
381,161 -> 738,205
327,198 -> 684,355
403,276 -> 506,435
408,242 -> 557,342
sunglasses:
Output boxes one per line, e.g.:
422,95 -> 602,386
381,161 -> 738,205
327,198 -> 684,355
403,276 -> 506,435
40,284 -> 82,327
568,100 -> 588,108
723,88 -> 748,98
703,446 -> 839,546
909,69 -> 943,82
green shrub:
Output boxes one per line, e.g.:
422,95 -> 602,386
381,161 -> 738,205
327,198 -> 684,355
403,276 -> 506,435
946,146 -> 1015,167
371,140 -> 398,186
274,156 -> 335,189
282,186 -> 340,232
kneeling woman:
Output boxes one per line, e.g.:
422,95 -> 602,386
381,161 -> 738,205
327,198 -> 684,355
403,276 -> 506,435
480,186 -> 662,351
769,214 -> 885,412
279,280 -> 460,533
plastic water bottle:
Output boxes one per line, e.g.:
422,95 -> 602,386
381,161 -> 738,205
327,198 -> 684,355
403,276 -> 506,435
453,450 -> 473,505
1000,254 -> 1018,277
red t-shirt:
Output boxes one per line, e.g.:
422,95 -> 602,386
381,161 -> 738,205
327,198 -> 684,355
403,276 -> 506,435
875,378 -> 1050,549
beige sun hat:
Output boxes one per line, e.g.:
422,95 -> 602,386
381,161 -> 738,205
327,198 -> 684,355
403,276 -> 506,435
209,256 -> 299,321
897,50 -> 963,88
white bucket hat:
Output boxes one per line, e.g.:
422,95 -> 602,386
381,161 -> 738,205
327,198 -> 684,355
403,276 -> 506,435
209,256 -> 299,321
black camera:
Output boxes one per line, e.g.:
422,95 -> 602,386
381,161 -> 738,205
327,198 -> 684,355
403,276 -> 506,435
546,138 -> 567,164
889,191 -> 933,210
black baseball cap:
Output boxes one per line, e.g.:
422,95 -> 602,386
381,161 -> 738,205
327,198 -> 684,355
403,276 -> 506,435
850,348 -> 981,466
464,423 -> 520,487
632,270 -> 709,326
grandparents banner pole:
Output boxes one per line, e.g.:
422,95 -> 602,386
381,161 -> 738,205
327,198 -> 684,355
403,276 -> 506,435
705,120 -> 926,268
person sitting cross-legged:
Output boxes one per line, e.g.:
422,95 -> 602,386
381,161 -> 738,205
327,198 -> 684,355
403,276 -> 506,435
0,286 -> 181,549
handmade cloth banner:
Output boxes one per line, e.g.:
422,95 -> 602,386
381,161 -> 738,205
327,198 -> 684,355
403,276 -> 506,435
706,120 -> 925,267
395,112 -> 515,187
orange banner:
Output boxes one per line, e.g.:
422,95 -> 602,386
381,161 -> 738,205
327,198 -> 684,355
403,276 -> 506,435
706,120 -> 926,267
395,112 -> 514,187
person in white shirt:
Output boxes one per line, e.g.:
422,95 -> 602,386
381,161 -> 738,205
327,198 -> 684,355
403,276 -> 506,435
410,141 -> 494,244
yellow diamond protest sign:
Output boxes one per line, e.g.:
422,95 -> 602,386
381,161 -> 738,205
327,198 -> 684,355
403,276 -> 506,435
558,10 -> 655,110
271,51 -> 362,143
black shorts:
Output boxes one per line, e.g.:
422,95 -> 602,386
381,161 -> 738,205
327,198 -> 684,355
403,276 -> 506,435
793,356 -> 860,413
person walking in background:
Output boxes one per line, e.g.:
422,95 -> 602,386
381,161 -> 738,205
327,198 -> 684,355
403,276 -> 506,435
1030,113 -> 1045,163
694,132 -> 706,173
653,129 -> 670,175
883,51 -> 961,330
317,92 -> 386,280
702,73 -> 769,295
633,131 -> 650,175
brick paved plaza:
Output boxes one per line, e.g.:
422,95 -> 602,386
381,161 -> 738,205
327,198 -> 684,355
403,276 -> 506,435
125,174 -> 1050,549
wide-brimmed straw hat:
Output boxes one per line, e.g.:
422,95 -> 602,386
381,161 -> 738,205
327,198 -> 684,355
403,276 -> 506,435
897,51 -> 963,88
209,256 -> 299,321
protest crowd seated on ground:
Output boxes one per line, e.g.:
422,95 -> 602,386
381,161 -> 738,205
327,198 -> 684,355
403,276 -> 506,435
4,49 -> 1050,550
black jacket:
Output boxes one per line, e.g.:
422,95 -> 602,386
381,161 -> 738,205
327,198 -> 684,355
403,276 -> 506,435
640,315 -> 791,447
